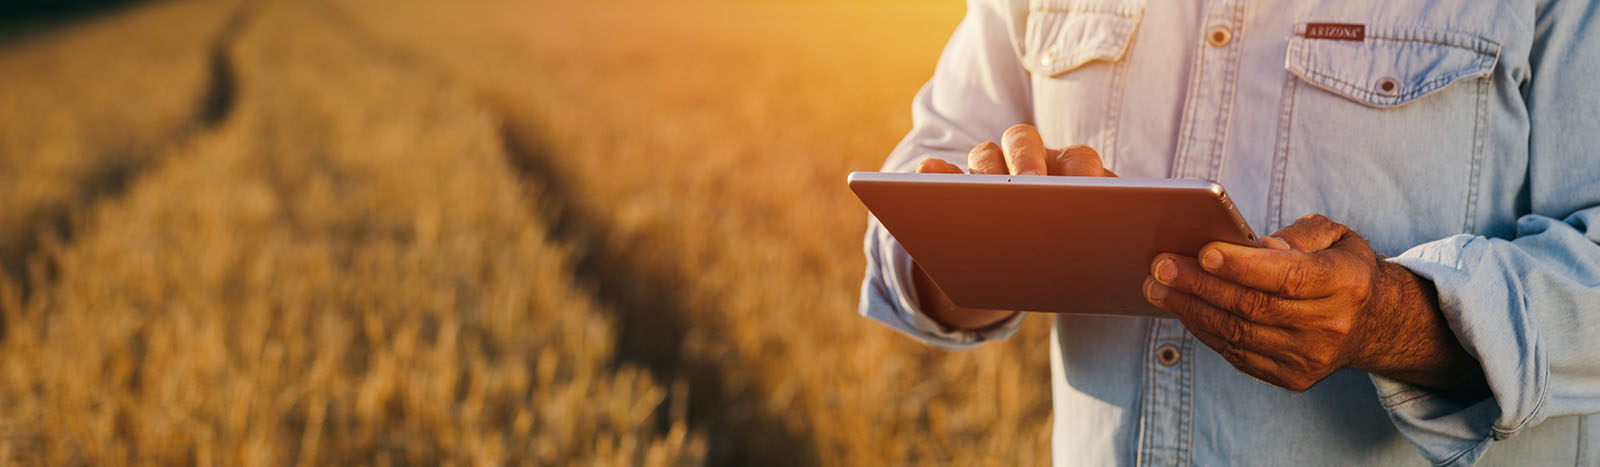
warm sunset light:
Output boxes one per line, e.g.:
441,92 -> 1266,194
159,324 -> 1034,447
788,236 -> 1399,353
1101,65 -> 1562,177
3,0 -> 1595,465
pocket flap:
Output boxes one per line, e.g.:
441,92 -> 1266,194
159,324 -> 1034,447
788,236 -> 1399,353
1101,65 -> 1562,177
1285,25 -> 1500,108
1022,6 -> 1142,76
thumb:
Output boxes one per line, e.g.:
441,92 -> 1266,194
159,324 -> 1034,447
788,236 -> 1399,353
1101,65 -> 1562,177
1268,213 -> 1348,252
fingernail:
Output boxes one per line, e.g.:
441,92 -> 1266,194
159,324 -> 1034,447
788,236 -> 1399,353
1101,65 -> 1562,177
1153,258 -> 1177,284
1144,278 -> 1168,303
1201,249 -> 1224,270
1265,236 -> 1291,250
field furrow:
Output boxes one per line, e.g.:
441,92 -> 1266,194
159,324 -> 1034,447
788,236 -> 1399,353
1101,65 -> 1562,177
0,0 -> 241,309
0,1 -> 699,465
1,0 -> 1056,464
332,1 -> 1055,465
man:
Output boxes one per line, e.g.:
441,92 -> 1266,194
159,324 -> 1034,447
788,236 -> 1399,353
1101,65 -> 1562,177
859,0 -> 1600,465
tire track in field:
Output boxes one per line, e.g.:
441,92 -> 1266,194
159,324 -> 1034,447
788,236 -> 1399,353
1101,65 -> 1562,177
496,104 -> 816,467
2,3 -> 254,319
316,4 -> 817,465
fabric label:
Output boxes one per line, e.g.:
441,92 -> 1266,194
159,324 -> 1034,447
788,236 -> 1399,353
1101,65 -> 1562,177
1305,23 -> 1366,41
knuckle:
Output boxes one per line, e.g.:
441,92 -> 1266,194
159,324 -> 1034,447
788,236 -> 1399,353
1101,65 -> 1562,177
1236,290 -> 1274,319
1321,315 -> 1356,342
1311,355 -> 1336,375
1325,259 -> 1368,299
1281,264 -> 1313,297
1284,376 -> 1314,392
1218,343 -> 1247,366
1221,318 -> 1250,345
1325,217 -> 1352,234
1343,274 -> 1371,300
1298,213 -> 1329,225
1300,346 -> 1337,372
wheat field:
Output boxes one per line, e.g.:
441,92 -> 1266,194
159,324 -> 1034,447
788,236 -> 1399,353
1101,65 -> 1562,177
0,0 -> 1053,465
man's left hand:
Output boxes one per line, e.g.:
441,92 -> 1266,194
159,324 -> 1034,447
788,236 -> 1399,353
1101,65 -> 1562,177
1143,214 -> 1487,394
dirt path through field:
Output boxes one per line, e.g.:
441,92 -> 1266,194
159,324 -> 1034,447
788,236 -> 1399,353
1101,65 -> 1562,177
327,2 -> 1055,465
0,0 -> 243,315
310,3 -> 818,463
0,1 -> 700,464
0,1 -> 1057,464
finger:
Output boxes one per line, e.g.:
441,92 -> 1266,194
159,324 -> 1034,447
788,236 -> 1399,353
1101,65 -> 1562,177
1144,278 -> 1291,350
1049,144 -> 1116,177
1000,124 -> 1049,176
1144,278 -> 1292,379
916,157 -> 964,174
1269,213 -> 1347,252
1195,242 -> 1341,299
1150,254 -> 1303,326
1183,320 -> 1304,389
967,141 -> 1008,175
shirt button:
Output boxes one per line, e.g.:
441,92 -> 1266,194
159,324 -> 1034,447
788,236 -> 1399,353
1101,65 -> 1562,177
1377,77 -> 1401,96
1207,26 -> 1233,48
1156,344 -> 1181,366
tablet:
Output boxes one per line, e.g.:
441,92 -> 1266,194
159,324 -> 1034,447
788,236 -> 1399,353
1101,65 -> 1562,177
849,172 -> 1259,317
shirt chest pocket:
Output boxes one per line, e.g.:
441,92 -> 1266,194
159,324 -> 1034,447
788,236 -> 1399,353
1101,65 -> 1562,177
1273,25 -> 1500,256
1019,1 -> 1143,168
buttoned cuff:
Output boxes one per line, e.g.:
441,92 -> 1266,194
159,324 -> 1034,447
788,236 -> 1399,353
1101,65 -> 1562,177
859,215 -> 1025,350
1371,234 -> 1549,466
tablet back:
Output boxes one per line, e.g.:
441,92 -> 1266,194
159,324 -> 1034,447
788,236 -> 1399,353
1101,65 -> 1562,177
849,172 -> 1258,317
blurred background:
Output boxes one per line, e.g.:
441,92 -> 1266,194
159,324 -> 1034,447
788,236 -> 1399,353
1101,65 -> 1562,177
0,0 -> 1054,464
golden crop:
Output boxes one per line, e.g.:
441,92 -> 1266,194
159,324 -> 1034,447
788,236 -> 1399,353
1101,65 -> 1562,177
0,0 -> 1052,465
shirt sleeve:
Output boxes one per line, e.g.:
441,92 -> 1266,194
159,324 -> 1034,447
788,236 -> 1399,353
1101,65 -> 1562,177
1370,1 -> 1600,464
858,0 -> 1033,350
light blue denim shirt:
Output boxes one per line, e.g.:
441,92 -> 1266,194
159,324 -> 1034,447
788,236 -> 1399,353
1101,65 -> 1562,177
859,0 -> 1600,465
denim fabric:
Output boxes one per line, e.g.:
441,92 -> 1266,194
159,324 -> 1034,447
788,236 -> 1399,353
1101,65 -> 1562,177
858,0 -> 1600,465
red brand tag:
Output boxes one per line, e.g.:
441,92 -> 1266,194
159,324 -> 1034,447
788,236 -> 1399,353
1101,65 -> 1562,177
1304,23 -> 1366,41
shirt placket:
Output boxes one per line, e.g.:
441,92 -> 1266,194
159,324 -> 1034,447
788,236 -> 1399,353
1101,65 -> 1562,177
1170,0 -> 1247,182
1136,319 -> 1197,466
1139,1 -> 1246,466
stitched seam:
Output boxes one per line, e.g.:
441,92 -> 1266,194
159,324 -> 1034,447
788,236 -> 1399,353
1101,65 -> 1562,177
1577,414 -> 1586,467
1384,391 -> 1435,410
1495,350 -> 1551,438
1134,320 -> 1158,466
1170,28 -> 1209,178
1269,74 -> 1298,231
1294,26 -> 1502,56
1463,77 -> 1488,234
1178,334 -> 1196,464
1293,65 -> 1490,106
1103,43 -> 1130,170
1031,5 -> 1144,18
1492,291 -> 1549,440
1297,34 -> 1498,56
1380,386 -> 1429,407
1026,13 -> 1139,76
1207,1 -> 1247,182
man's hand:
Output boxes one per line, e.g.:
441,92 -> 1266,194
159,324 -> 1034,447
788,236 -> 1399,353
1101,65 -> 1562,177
911,124 -> 1114,331
1143,214 -> 1488,396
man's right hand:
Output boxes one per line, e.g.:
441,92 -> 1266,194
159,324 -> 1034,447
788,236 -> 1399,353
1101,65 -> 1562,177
910,124 -> 1116,331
